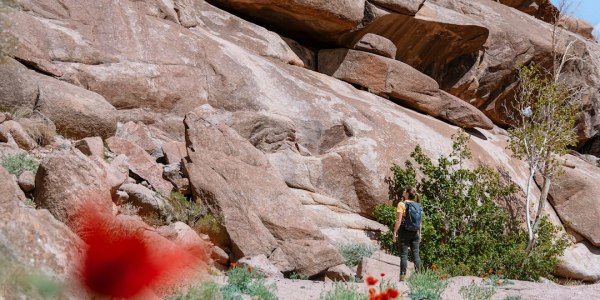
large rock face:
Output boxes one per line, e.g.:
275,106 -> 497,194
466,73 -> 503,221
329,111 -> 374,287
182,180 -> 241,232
183,110 -> 344,276
3,0 -> 600,283
547,155 -> 600,247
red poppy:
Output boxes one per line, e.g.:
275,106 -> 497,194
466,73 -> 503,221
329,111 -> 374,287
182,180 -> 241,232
497,280 -> 502,286
431,264 -> 437,270
230,262 -> 237,268
247,266 -> 253,272
365,276 -> 379,286
386,288 -> 400,299
76,202 -> 201,298
369,287 -> 377,295
380,273 -> 385,277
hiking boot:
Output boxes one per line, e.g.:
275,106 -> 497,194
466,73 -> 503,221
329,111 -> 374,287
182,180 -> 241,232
399,275 -> 406,282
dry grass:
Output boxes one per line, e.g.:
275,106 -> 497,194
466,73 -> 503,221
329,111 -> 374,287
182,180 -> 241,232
18,118 -> 56,146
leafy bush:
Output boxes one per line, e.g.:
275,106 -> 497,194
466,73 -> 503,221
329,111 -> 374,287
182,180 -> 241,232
168,281 -> 221,300
459,283 -> 495,300
0,153 -> 38,176
222,265 -> 277,300
337,243 -> 376,267
407,269 -> 448,300
381,130 -> 568,281
373,204 -> 400,256
320,282 -> 365,300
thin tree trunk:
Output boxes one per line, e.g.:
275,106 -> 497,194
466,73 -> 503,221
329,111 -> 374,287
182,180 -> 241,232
525,165 -> 536,242
527,157 -> 553,253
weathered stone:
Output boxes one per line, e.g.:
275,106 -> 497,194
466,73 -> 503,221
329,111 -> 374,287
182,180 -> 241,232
33,150 -> 119,229
370,0 -> 424,15
353,33 -> 397,59
106,137 -> 173,194
116,122 -> 164,159
17,170 -> 36,193
546,155 -> 600,247
210,0 -> 366,42
238,254 -> 284,278
118,183 -> 172,218
555,242 -> 600,282
2,121 -> 37,150
318,49 -> 493,129
157,221 -> 211,259
162,141 -> 187,164
34,74 -> 118,139
184,111 -> 344,276
497,0 -> 558,23
211,245 -> 230,265
74,136 -> 105,158
357,256 -> 414,280
325,264 -> 354,282
558,16 -> 596,41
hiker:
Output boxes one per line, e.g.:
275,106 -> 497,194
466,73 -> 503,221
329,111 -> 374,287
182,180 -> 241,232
392,187 -> 423,281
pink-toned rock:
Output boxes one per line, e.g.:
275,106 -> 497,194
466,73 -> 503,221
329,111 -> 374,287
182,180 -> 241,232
106,137 -> 173,194
74,136 -> 104,157
370,0 -> 424,15
184,111 -> 344,276
546,155 -> 600,247
157,221 -> 211,259
119,183 -> 172,217
318,49 -> 493,129
555,241 -> 600,282
162,141 -> 187,164
33,150 -> 117,228
558,16 -> 596,41
116,122 -> 164,159
238,255 -> 284,278
357,255 -> 414,280
353,33 -> 397,59
325,264 -> 354,282
211,245 -> 230,265
2,120 -> 37,150
17,170 -> 36,193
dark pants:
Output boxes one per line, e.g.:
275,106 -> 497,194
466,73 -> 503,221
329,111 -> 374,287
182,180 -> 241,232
397,229 -> 421,275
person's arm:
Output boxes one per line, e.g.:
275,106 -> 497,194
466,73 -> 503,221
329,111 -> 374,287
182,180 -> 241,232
392,212 -> 403,242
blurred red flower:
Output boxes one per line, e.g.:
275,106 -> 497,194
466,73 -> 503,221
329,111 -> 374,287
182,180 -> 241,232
386,288 -> 399,298
365,276 -> 378,285
76,203 -> 200,298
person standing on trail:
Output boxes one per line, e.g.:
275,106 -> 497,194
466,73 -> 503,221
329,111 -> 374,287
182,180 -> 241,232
392,187 -> 423,281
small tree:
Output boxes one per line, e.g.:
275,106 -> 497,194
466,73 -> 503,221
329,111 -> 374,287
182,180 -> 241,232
508,0 -> 582,253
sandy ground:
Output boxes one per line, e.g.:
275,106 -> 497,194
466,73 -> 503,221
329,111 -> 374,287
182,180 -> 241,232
263,276 -> 600,300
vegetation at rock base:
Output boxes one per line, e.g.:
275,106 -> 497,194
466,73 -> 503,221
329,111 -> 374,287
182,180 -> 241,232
337,243 -> 376,267
376,130 -> 568,281
407,269 -> 448,300
320,282 -> 365,300
0,153 -> 38,176
169,281 -> 221,300
220,265 -> 277,300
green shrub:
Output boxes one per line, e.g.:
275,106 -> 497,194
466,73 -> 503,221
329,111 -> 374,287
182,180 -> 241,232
0,153 -> 38,176
337,243 -> 376,267
407,269 -> 448,300
320,282 -> 365,300
382,130 -> 568,281
222,265 -> 277,300
504,296 -> 522,300
373,204 -> 399,256
168,281 -> 222,300
459,283 -> 495,300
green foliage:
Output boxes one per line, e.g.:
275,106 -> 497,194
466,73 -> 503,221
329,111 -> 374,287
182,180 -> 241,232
319,282 -> 365,300
337,243 -> 376,267
509,64 -> 580,171
0,0 -> 16,61
169,281 -> 222,300
0,257 -> 62,299
503,296 -> 522,300
459,283 -> 495,300
222,266 -> 277,300
0,153 -> 38,176
163,192 -> 224,237
23,198 -> 36,208
383,130 -> 568,280
407,269 -> 448,300
373,204 -> 399,256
